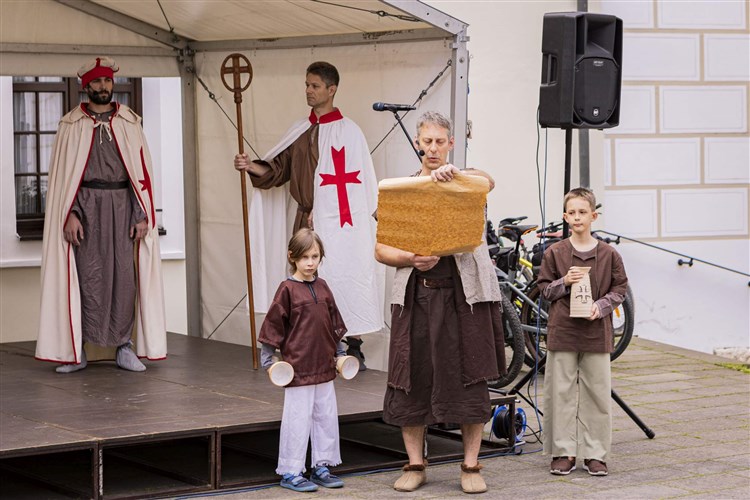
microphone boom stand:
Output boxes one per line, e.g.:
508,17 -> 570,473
389,110 -> 424,163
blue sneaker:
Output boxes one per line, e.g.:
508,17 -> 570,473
310,466 -> 344,488
280,473 -> 318,492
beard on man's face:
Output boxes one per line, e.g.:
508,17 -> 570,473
86,87 -> 113,105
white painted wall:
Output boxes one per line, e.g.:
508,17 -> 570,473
424,0 -> 750,355
598,0 -> 749,354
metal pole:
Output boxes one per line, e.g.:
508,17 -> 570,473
577,0 -> 590,188
563,128 -> 572,239
178,52 -> 202,338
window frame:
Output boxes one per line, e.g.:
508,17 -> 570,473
12,77 -> 142,240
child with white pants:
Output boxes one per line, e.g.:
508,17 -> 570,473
259,228 -> 348,492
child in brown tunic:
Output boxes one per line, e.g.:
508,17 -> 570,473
537,188 -> 628,477
259,229 -> 348,492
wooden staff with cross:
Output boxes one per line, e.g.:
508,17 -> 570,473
221,53 -> 258,369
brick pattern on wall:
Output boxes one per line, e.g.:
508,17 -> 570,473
600,0 -> 750,241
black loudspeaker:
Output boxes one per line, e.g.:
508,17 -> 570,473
539,12 -> 623,129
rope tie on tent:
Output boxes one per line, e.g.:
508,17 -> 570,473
191,69 -> 257,341
369,58 -> 452,156
309,0 -> 421,22
206,294 -> 247,340
193,70 -> 261,159
156,0 -> 176,33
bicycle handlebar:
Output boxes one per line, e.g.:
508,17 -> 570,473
537,220 -> 564,236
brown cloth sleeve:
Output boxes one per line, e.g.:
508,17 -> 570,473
537,245 -> 562,300
258,283 -> 291,348
130,188 -> 147,226
248,147 -> 293,189
594,250 -> 628,317
325,285 -> 348,341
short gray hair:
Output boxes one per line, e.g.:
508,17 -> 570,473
416,111 -> 453,137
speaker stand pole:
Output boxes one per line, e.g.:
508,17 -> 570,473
492,355 -> 656,440
562,127 -> 573,239
490,356 -> 546,412
612,390 -> 656,438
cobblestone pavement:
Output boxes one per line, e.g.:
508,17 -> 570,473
180,338 -> 750,500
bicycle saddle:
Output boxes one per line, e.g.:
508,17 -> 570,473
501,224 -> 538,240
498,216 -> 527,226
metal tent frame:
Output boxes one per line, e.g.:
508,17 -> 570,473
1,0 -> 469,336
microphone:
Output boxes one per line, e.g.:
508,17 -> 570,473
372,102 -> 416,112
418,150 -> 425,156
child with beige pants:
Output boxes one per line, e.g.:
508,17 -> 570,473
536,187 -> 629,476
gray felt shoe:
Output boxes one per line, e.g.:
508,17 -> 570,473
56,349 -> 87,373
116,342 -> 146,372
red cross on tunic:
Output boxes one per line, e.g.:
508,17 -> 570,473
139,148 -> 155,225
319,146 -> 361,227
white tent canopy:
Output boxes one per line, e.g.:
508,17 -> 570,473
1,0 -> 470,338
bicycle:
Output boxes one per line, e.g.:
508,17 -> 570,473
486,219 -> 541,389
487,216 -> 534,287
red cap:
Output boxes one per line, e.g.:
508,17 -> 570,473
78,57 -> 119,88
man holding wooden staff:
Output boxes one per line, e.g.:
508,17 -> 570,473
234,62 -> 382,369
375,111 -> 502,494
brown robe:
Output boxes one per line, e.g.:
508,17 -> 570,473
536,239 -> 628,353
383,258 -> 505,427
71,107 -> 146,348
259,277 -> 347,387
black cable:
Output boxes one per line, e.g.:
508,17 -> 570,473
529,105 -> 549,447
535,106 -> 545,225
369,59 -> 452,156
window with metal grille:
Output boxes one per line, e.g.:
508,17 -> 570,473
12,76 -> 142,240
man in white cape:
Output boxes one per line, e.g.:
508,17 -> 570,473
36,57 -> 167,373
235,62 -> 383,369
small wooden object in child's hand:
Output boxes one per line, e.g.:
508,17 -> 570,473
268,361 -> 294,387
336,355 -> 359,380
569,266 -> 593,318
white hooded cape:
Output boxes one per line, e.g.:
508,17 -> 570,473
249,111 -> 384,336
35,103 -> 167,363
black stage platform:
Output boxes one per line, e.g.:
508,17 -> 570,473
0,334 -> 515,499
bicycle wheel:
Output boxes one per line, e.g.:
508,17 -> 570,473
520,285 -> 548,368
522,284 -> 636,364
611,285 -> 635,361
488,294 -> 526,388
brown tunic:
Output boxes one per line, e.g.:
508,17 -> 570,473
250,122 -> 319,233
70,106 -> 146,348
259,277 -> 347,387
536,239 -> 628,353
383,258 -> 505,426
